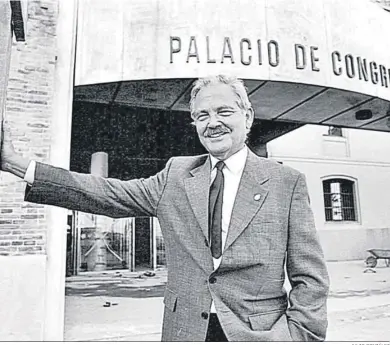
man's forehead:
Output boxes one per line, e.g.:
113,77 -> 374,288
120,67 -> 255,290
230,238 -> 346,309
193,84 -> 241,108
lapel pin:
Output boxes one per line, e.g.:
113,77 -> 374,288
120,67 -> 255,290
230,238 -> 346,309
254,194 -> 261,201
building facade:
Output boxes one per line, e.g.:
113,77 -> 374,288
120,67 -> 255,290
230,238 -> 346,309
1,0 -> 390,340
268,125 -> 390,261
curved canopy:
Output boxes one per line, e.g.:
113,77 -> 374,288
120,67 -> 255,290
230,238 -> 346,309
74,0 -> 390,132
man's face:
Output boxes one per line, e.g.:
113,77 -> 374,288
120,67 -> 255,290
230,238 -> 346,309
192,83 -> 254,160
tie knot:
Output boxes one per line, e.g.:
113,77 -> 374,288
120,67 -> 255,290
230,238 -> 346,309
215,161 -> 225,172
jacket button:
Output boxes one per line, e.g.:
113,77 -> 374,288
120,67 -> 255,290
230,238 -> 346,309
201,312 -> 209,319
209,277 -> 217,284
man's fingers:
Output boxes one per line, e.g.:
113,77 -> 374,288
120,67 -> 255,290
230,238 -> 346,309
2,120 -> 10,132
1,120 -> 17,147
2,121 -> 12,139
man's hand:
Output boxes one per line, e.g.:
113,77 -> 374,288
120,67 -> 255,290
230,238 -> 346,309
1,121 -> 17,171
0,121 -> 30,178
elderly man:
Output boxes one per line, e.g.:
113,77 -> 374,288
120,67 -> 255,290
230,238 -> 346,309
1,75 -> 329,342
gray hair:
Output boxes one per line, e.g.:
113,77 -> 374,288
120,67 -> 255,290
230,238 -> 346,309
189,75 -> 252,117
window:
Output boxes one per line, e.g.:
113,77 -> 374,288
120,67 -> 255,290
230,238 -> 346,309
323,179 -> 356,221
327,126 -> 343,137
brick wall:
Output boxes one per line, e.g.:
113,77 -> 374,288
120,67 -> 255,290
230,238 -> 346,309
0,0 -> 58,256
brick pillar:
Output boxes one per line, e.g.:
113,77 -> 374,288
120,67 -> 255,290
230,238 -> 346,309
1,1 -> 59,257
0,0 -> 78,340
0,0 -> 63,341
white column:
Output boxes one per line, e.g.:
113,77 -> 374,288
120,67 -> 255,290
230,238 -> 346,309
0,1 -> 12,140
89,152 -> 109,271
151,217 -> 157,270
44,0 -> 78,340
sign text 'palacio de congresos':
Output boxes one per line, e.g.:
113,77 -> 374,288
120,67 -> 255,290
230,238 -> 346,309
169,36 -> 390,89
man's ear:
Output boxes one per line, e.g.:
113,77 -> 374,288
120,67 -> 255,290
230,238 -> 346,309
246,107 -> 254,130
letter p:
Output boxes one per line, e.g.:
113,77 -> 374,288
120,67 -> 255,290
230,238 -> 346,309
170,36 -> 181,63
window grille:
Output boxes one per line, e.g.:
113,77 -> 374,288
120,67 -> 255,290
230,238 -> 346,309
323,179 -> 356,221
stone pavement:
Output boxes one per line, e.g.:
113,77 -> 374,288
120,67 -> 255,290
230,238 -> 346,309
64,260 -> 390,341
327,259 -> 390,297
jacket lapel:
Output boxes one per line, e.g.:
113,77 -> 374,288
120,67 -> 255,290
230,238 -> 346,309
224,150 -> 270,252
184,156 -> 211,241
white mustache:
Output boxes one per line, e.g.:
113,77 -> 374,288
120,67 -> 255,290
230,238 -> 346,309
204,127 -> 230,137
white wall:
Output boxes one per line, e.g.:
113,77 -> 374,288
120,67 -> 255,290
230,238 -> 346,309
0,256 -> 46,340
268,125 -> 390,260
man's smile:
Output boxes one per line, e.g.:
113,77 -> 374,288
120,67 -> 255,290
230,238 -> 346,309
204,128 -> 230,139
207,132 -> 226,139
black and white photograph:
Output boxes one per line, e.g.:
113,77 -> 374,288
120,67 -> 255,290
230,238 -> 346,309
0,0 -> 390,342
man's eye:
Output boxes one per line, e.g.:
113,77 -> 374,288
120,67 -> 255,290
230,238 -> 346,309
219,111 -> 233,116
197,114 -> 208,121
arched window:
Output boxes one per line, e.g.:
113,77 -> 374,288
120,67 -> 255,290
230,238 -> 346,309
323,178 -> 357,221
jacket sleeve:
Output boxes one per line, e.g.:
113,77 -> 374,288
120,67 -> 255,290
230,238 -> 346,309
286,173 -> 330,341
24,159 -> 173,218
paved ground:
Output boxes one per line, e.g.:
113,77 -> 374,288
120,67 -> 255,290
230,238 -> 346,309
64,260 -> 390,342
65,270 -> 167,298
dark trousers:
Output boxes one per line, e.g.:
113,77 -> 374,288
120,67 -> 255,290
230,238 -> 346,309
206,314 -> 228,342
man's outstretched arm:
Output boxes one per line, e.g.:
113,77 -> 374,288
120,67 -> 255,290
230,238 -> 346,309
24,161 -> 172,218
1,122 -> 172,218
286,173 -> 330,342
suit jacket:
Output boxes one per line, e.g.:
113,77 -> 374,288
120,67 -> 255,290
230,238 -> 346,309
25,149 -> 329,342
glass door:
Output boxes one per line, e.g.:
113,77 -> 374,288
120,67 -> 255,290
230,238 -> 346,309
71,212 -> 133,273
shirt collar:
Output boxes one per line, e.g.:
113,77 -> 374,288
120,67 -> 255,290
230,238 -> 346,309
210,145 -> 248,175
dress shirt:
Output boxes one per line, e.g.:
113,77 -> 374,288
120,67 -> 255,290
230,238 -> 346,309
24,160 -> 36,184
209,145 -> 248,312
209,145 -> 248,269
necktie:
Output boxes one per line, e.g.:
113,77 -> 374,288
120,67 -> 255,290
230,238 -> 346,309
209,161 -> 225,259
